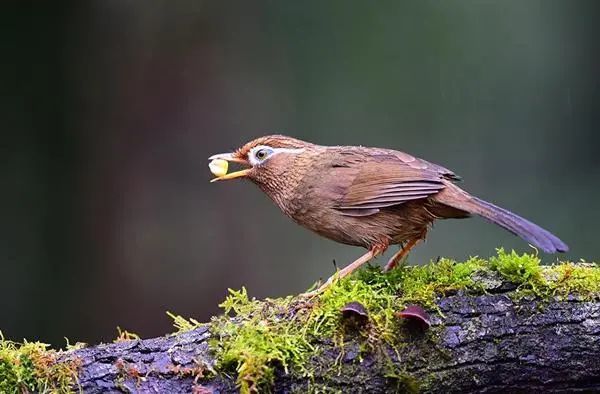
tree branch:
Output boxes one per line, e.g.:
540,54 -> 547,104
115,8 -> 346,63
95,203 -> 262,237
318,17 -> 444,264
61,272 -> 600,393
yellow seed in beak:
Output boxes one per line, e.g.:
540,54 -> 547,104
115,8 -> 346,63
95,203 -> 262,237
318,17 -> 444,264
209,159 -> 229,177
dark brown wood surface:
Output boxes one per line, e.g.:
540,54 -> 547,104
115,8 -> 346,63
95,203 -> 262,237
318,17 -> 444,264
60,277 -> 600,393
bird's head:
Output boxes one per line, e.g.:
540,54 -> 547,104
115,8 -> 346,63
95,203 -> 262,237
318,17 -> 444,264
209,135 -> 315,189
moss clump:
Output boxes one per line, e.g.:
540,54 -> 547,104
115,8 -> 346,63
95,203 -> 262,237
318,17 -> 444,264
0,333 -> 80,394
209,288 -> 311,393
489,248 -> 600,300
167,311 -> 203,332
489,248 -> 544,291
381,256 -> 486,310
114,326 -> 141,342
170,249 -> 599,393
547,262 -> 600,299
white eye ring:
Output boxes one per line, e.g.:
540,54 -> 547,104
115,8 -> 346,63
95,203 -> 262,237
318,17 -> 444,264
248,145 -> 274,165
255,148 -> 272,161
247,145 -> 306,166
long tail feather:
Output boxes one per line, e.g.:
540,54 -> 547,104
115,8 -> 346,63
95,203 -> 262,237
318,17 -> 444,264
435,186 -> 568,253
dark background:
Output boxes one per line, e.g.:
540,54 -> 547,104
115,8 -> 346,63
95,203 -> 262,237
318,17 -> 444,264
2,1 -> 598,347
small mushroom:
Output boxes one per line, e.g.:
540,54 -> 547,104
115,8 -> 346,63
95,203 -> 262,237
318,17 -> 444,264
341,301 -> 369,326
396,305 -> 431,330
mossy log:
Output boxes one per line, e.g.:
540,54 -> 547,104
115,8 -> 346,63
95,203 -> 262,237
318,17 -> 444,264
60,270 -> 600,393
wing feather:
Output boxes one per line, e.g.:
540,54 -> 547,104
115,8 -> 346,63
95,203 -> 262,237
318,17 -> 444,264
329,154 -> 447,216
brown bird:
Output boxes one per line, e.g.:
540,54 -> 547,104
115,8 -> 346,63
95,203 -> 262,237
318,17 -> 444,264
209,135 -> 568,296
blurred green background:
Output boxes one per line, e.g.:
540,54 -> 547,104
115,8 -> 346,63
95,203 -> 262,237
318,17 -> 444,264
1,1 -> 598,347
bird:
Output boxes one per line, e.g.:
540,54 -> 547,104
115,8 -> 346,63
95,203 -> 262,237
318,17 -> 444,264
209,135 -> 568,296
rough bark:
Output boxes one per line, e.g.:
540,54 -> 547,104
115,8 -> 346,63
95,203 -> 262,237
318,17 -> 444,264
60,277 -> 600,393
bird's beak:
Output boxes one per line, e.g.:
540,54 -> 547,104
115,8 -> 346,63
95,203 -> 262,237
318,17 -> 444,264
208,153 -> 251,182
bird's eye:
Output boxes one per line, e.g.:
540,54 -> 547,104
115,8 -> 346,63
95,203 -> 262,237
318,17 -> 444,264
255,148 -> 271,161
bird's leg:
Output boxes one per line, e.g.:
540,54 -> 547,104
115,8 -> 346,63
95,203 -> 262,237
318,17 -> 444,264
300,244 -> 387,298
383,230 -> 427,272
383,240 -> 418,272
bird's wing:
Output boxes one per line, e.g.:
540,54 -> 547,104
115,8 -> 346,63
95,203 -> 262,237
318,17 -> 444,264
326,150 -> 448,216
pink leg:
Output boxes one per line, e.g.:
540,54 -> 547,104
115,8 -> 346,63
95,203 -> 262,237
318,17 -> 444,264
301,244 -> 387,298
383,231 -> 427,272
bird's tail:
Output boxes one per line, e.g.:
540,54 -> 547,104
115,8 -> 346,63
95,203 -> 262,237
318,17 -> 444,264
435,186 -> 568,253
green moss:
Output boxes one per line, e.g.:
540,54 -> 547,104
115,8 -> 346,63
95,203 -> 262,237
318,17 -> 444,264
167,311 -> 203,333
0,332 -> 79,393
165,249 -> 598,393
387,256 -> 485,310
489,248 -> 544,291
3,249 -> 594,393
114,326 -> 141,342
206,288 -> 310,393
547,262 -> 600,299
488,248 -> 600,300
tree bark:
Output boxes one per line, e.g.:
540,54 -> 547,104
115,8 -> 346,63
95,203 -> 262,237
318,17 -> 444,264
61,278 -> 600,393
